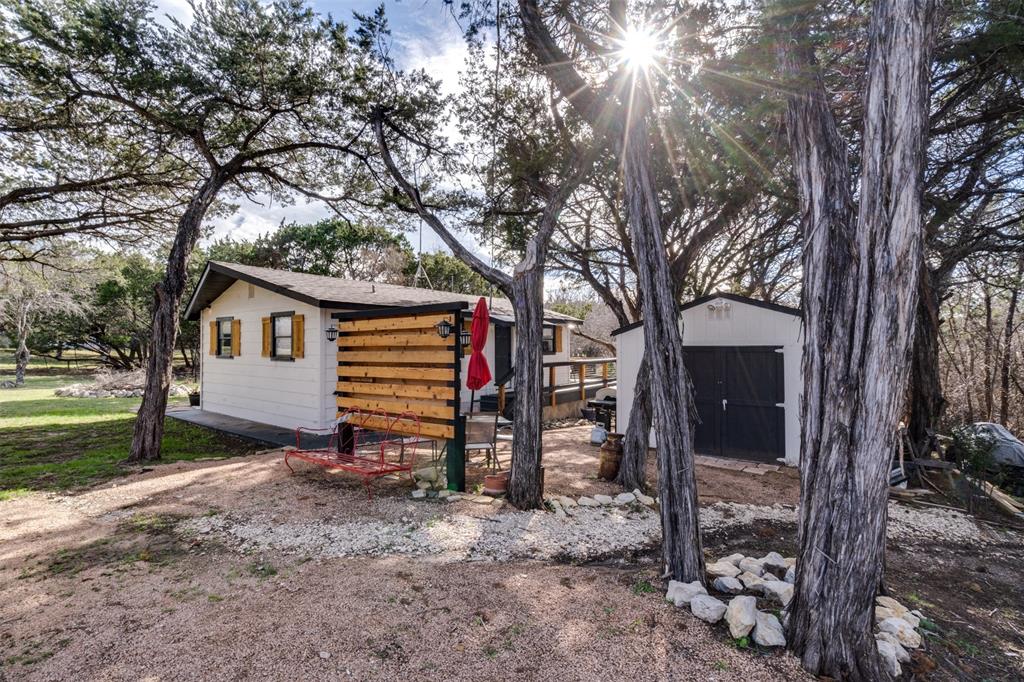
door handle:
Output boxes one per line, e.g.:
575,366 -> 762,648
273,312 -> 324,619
722,398 -> 727,411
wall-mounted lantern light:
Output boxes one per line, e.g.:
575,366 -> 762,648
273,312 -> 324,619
435,318 -> 469,345
324,326 -> 339,342
434,319 -> 454,339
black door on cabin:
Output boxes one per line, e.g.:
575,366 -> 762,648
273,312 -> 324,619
493,325 -> 512,381
683,346 -> 784,463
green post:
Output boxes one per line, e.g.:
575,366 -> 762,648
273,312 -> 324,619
447,415 -> 466,492
447,305 -> 466,492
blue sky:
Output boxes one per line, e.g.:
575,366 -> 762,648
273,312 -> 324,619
154,0 -> 474,257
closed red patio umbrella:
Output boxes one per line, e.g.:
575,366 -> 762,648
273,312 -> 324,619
466,297 -> 492,392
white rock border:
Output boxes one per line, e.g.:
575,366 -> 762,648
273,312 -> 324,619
662,549 -> 930,674
410,487 -> 660,514
54,384 -> 192,398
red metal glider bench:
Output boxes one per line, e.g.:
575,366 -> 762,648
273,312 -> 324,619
285,408 -> 423,498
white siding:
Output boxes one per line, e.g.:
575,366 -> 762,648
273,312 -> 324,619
615,297 -> 803,465
199,280 -> 327,431
543,323 -> 573,385
615,325 -> 644,441
321,308 -> 349,427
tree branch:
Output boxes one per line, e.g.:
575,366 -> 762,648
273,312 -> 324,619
372,109 -> 512,290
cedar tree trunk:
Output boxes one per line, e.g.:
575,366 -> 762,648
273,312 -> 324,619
907,268 -> 946,454
999,257 -> 1023,424
128,175 -> 224,461
983,287 -> 995,420
506,262 -> 547,509
622,102 -> 704,583
779,0 -> 935,678
616,348 -> 652,492
14,309 -> 30,386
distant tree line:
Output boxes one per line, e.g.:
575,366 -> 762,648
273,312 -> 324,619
207,218 -> 492,295
940,255 -> 1024,433
2,219 -> 490,375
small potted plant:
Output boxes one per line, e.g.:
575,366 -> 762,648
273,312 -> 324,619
188,390 -> 201,407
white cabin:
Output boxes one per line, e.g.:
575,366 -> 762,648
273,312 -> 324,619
184,261 -> 578,432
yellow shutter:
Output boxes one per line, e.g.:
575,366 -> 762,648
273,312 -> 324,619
554,325 -> 564,353
261,317 -> 271,357
231,319 -> 241,356
292,314 -> 305,358
209,321 -> 217,355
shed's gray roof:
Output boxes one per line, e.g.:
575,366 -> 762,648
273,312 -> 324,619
184,261 -> 581,323
610,292 -> 801,336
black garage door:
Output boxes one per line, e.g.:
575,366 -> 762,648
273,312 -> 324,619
683,346 -> 784,463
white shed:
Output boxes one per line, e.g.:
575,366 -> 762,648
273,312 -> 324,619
613,293 -> 803,465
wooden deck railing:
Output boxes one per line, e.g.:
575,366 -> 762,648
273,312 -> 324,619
496,357 -> 616,411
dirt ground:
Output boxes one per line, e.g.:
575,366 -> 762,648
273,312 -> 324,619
466,426 -> 801,506
1,427 -> 1020,681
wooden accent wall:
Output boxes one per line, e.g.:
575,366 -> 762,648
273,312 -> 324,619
335,311 -> 458,439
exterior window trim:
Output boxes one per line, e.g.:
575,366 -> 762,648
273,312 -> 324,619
216,316 -> 234,359
271,311 -> 295,362
542,323 -> 556,355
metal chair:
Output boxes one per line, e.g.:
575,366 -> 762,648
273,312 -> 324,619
465,413 -> 510,471
495,417 -> 513,454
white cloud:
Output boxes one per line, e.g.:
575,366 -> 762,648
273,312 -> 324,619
209,198 -> 326,242
393,16 -> 468,97
151,0 -> 194,26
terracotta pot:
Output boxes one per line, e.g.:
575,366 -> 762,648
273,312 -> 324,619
598,433 -> 624,480
483,471 -> 510,496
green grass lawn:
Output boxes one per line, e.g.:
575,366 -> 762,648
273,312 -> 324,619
0,373 -> 254,500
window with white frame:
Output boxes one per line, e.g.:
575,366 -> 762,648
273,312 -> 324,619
272,312 -> 293,360
542,324 -> 556,354
217,318 -> 233,357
